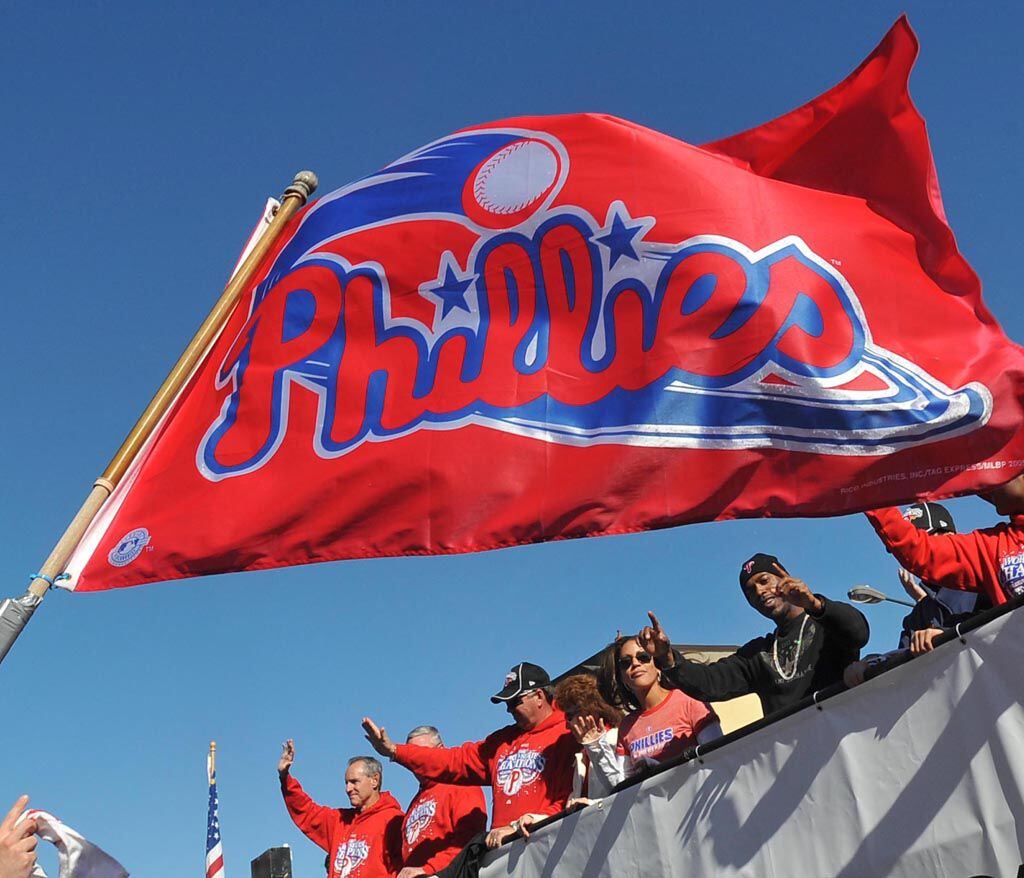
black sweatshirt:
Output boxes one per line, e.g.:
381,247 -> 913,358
661,597 -> 869,717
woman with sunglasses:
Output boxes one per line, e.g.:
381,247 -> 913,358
589,635 -> 722,787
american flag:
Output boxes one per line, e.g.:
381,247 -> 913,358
207,750 -> 225,878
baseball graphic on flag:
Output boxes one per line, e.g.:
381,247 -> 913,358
464,136 -> 563,227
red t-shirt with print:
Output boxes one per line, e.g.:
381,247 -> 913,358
617,689 -> 717,768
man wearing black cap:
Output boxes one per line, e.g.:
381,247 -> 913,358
362,661 -> 579,851
639,555 -> 869,716
893,503 -> 990,652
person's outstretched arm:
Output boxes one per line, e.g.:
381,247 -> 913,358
865,508 -> 984,591
664,653 -> 764,704
772,566 -> 869,650
639,611 -> 765,702
278,739 -> 334,851
363,717 -> 492,786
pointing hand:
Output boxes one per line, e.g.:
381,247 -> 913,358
638,611 -> 674,668
773,564 -> 824,614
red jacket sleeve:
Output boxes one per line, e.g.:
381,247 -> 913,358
280,772 -> 334,852
865,507 -> 984,592
420,787 -> 488,875
394,734 -> 499,787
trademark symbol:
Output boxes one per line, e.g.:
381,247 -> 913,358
830,258 -> 843,266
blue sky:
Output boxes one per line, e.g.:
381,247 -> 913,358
2,2 -> 1022,876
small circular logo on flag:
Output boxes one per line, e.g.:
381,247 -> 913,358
108,528 -> 151,567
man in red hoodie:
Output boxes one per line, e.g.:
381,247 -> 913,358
865,473 -> 1024,615
363,662 -> 579,850
397,726 -> 488,878
279,739 -> 404,878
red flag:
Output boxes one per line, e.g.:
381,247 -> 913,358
64,18 -> 1024,591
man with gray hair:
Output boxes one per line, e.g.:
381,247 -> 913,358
278,738 -> 404,878
398,727 -> 487,878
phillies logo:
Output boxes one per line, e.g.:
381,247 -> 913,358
404,798 -> 437,846
495,748 -> 545,796
198,128 -> 990,480
334,838 -> 369,878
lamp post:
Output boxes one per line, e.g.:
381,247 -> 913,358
847,585 -> 917,609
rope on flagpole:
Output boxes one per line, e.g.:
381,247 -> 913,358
0,171 -> 319,669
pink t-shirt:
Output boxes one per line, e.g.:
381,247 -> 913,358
617,689 -> 718,768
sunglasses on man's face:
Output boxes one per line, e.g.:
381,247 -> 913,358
505,690 -> 538,711
617,650 -> 654,670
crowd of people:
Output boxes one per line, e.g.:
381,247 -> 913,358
267,476 -> 1024,878
3,482 -> 1019,878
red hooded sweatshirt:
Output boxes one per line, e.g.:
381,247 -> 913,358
281,773 -> 404,878
865,507 -> 1024,606
394,709 -> 579,828
401,781 -> 487,875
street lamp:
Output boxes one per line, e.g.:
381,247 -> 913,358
847,585 -> 917,609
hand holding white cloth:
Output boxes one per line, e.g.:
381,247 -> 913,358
19,811 -> 127,878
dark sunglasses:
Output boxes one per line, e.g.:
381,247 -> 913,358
617,650 -> 653,670
505,689 -> 538,711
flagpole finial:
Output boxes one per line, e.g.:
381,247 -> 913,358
283,171 -> 319,204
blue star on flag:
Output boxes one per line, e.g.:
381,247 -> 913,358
593,202 -> 655,267
421,253 -> 477,318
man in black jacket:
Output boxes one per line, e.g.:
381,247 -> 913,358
641,553 -> 869,717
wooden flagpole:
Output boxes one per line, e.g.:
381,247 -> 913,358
209,741 -> 217,784
0,170 -> 319,666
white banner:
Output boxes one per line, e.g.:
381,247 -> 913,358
482,606 -> 1024,878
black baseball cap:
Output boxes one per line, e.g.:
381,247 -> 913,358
490,662 -> 551,703
904,502 -> 956,535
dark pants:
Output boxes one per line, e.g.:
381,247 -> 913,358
436,831 -> 490,878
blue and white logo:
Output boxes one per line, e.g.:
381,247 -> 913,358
108,528 -> 151,567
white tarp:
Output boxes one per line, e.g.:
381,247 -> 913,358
482,606 -> 1024,878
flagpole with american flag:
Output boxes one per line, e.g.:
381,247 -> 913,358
207,741 -> 225,878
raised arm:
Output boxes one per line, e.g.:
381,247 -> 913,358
363,717 -> 493,786
865,507 -> 983,591
394,738 -> 492,786
278,740 -> 334,851
571,716 -> 627,791
661,647 -> 763,701
638,609 -> 765,702
773,568 -> 869,650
